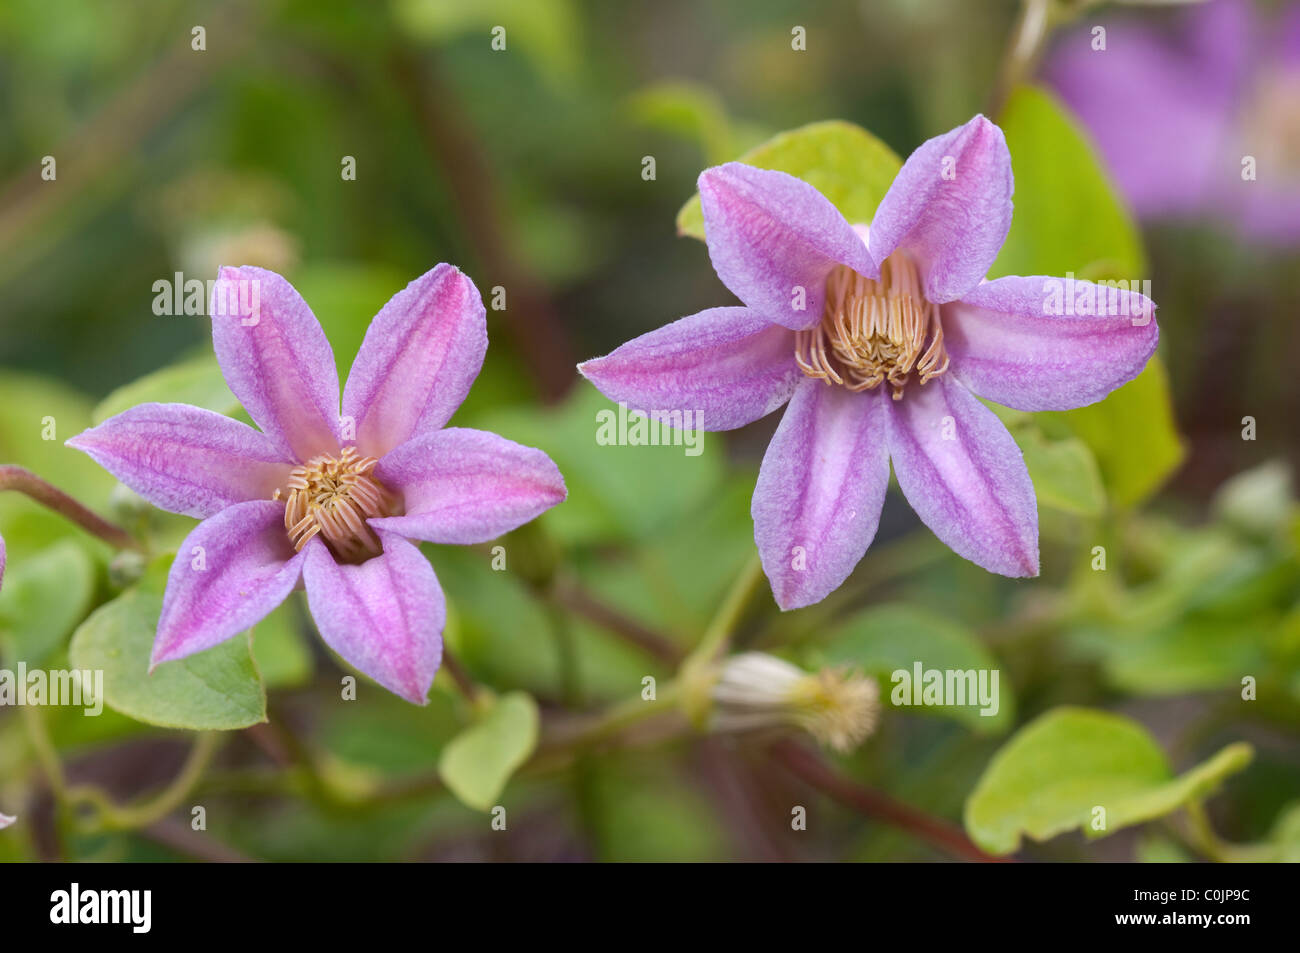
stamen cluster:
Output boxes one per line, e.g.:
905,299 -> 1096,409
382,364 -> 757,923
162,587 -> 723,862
794,254 -> 949,399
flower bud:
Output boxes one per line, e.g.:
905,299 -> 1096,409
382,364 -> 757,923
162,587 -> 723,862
709,652 -> 878,753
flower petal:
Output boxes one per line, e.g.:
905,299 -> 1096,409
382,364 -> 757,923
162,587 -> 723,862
698,163 -> 877,330
752,379 -> 890,611
67,403 -> 291,519
210,266 -> 340,462
372,428 -> 566,545
885,376 -> 1038,578
152,500 -> 305,666
303,530 -> 444,705
578,307 -> 800,431
944,276 -> 1158,411
342,264 -> 487,459
868,115 -> 1013,303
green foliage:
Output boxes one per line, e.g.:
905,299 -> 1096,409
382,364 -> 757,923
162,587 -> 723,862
250,598 -> 314,690
676,120 -> 902,240
1048,360 -> 1185,506
818,603 -> 1014,733
0,538 -> 96,666
964,708 -> 1252,855
991,85 -> 1146,281
93,352 -> 238,423
438,691 -> 539,811
68,559 -> 267,730
393,0 -> 582,87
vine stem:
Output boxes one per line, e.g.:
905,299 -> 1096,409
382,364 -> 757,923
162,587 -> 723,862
769,739 -> 1011,863
687,553 -> 765,667
987,0 -> 1053,116
678,553 -> 766,725
66,733 -> 222,831
0,465 -> 141,551
24,704 -> 221,833
549,579 -> 683,665
1183,800 -> 1277,863
439,647 -> 483,707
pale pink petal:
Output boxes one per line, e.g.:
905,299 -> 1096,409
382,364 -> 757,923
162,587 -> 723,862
371,428 -> 565,545
944,276 -> 1158,411
210,266 -> 340,462
302,531 -> 444,705
885,376 -> 1038,578
342,264 -> 487,459
752,379 -> 891,610
152,500 -> 305,666
67,403 -> 291,519
699,163 -> 877,330
868,115 -> 1014,303
577,307 -> 800,431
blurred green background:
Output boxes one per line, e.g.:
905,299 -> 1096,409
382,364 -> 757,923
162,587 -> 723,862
0,0 -> 1297,863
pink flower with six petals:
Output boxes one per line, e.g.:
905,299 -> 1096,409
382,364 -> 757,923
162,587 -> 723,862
69,264 -> 566,703
580,116 -> 1157,610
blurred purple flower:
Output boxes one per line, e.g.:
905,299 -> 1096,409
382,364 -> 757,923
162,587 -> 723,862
69,265 -> 566,704
581,116 -> 1157,610
1045,0 -> 1300,243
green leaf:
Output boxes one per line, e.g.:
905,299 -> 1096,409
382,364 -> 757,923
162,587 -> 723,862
1212,461 -> 1294,540
0,539 -> 97,666
675,120 -> 902,241
1267,802 -> 1300,863
1045,359 -> 1184,506
438,691 -> 539,811
393,0 -> 582,87
293,262 -> 411,382
964,707 -> 1252,855
989,87 -> 1182,504
92,352 -> 238,424
628,81 -> 736,166
0,372 -> 115,506
68,560 -> 266,730
1016,431 -> 1106,517
250,599 -> 314,690
1077,616 -> 1271,696
991,85 -> 1146,281
818,603 -> 1013,733
472,387 -> 723,547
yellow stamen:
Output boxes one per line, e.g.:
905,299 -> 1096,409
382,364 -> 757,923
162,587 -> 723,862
272,446 -> 398,562
794,252 -> 949,399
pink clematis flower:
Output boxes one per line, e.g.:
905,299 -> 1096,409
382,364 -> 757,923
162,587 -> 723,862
580,115 -> 1157,611
69,264 -> 566,703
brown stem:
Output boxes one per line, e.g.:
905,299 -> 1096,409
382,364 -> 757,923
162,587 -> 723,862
550,579 -> 683,666
0,465 -> 141,551
987,0 -> 1053,117
0,4 -> 255,283
768,739 -> 1012,863
387,45 -> 576,402
440,646 -> 481,704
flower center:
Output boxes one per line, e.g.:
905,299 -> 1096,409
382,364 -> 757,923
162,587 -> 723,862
794,252 -> 949,399
273,446 -> 398,563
